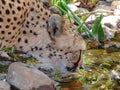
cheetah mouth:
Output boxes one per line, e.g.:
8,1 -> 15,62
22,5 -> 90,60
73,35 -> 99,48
66,50 -> 82,72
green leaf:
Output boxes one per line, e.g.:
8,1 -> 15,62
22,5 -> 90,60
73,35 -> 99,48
92,14 -> 103,35
98,24 -> 104,42
92,14 -> 104,42
52,0 -> 94,38
66,4 -> 93,37
91,0 -> 97,3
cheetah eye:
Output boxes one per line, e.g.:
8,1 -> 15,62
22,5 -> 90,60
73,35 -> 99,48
48,14 -> 63,37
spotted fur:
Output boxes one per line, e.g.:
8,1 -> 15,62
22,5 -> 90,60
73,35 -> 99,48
0,0 -> 86,73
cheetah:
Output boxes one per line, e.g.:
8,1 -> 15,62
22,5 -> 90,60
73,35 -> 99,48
0,0 -> 86,73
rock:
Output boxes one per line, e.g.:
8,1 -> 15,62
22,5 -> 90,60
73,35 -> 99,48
106,0 -> 113,3
85,15 -> 96,22
111,1 -> 120,7
93,5 -> 112,16
101,15 -> 119,39
102,25 -> 116,40
67,4 -> 78,12
0,52 -> 10,59
34,63 -> 55,78
75,8 -> 89,14
114,5 -> 120,16
101,15 -> 119,30
7,62 -> 55,90
0,74 -> 7,81
97,1 -> 111,6
0,81 -> 10,90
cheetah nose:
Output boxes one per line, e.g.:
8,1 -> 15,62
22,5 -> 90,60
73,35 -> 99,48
66,65 -> 77,72
66,50 -> 83,72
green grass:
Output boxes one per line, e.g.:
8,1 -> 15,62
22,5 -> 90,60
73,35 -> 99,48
48,0 -> 105,42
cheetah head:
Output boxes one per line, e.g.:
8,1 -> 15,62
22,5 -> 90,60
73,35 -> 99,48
0,0 -> 86,73
48,14 -> 86,53
36,14 -> 86,73
15,13 -> 86,73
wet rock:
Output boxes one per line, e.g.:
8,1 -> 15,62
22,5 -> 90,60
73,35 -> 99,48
110,70 -> 120,81
0,81 -> 10,90
7,62 -> 55,90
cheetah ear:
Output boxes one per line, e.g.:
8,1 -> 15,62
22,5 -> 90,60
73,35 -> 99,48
48,14 -> 63,37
